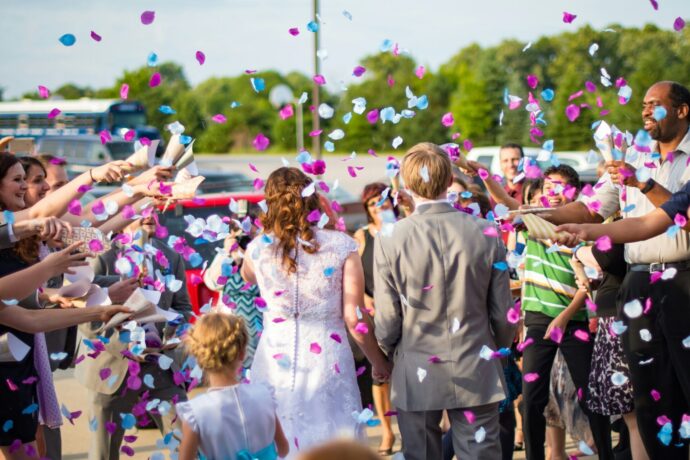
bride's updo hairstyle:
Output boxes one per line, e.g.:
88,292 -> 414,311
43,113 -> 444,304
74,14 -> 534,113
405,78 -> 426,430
262,167 -> 321,273
185,312 -> 248,372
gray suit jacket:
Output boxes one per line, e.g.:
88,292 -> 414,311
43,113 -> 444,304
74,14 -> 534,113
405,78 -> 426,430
76,238 -> 192,395
374,202 -> 515,411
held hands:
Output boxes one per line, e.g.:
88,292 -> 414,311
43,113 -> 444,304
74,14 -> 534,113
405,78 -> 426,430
553,223 -> 592,246
41,241 -> 94,277
27,216 -> 72,242
605,160 -> 638,187
372,358 -> 393,382
47,294 -> 76,309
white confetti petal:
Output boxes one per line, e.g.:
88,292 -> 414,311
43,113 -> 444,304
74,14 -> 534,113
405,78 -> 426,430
417,367 -> 427,382
474,426 -> 486,443
623,299 -> 643,319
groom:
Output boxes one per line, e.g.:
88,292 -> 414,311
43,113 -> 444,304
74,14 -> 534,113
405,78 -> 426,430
373,142 -> 516,460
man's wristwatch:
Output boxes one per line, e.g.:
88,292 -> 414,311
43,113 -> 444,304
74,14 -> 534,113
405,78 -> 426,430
640,178 -> 655,194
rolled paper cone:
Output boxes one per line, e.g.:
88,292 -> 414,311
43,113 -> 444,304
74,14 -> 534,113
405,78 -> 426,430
569,258 -> 593,300
454,151 -> 470,171
521,213 -> 570,241
124,146 -> 151,172
174,141 -> 195,170
161,134 -> 185,165
170,176 -> 205,199
594,121 -> 614,163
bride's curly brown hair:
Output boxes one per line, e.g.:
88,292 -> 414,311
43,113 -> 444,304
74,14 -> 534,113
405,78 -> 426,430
262,167 -> 321,273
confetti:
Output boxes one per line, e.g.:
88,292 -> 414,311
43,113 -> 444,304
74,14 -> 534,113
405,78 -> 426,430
140,11 -> 155,25
59,33 -> 76,46
195,51 -> 206,65
562,12 -> 577,24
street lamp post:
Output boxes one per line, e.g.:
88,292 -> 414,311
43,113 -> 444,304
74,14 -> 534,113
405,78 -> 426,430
312,0 -> 321,160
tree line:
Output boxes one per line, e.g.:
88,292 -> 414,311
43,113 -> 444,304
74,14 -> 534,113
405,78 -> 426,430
14,23 -> 690,153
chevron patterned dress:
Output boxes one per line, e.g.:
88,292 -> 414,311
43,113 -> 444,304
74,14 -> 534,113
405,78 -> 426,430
222,271 -> 263,369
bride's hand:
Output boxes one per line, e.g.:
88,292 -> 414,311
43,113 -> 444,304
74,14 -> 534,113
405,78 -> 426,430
372,359 -> 393,381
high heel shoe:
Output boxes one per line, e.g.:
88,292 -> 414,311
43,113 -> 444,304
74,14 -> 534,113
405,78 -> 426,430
378,435 -> 396,456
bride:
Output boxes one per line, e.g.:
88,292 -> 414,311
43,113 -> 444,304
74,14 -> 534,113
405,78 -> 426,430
241,167 -> 391,456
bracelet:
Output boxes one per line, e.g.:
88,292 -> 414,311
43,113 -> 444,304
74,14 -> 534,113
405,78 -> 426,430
89,169 -> 96,183
640,178 -> 655,195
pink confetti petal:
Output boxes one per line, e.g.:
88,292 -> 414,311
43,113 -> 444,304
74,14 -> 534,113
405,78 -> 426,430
88,239 -> 104,252
507,308 -> 521,324
149,72 -> 161,88
309,342 -> 322,354
211,114 -> 227,124
651,389 -> 661,401
595,235 -> 612,252
279,104 -> 294,120
565,104 -> 580,122
550,327 -> 564,344
483,226 -> 499,237
415,65 -> 426,79
123,129 -> 136,141
120,83 -> 129,100
289,27 -> 300,36
526,75 -> 539,89
90,31 -> 102,42
330,333 -> 342,343
99,130 -> 112,145
463,139 -> 474,152
352,66 -> 366,77
524,372 -> 540,382
366,109 -> 379,124
140,10 -> 155,25
48,108 -> 61,119
649,0 -> 659,9
562,11 -> 577,24
195,50 -> 206,65
586,298 -> 598,313
463,410 -> 476,424
313,74 -> 326,86
574,329 -> 590,342
253,133 -> 270,151
441,112 -> 455,127
354,322 -> 368,334
6,379 -> 18,391
428,355 -> 441,364
38,85 -> 50,99
674,17 -> 686,32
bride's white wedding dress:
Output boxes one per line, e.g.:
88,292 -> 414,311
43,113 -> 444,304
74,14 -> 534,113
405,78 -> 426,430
246,229 -> 365,456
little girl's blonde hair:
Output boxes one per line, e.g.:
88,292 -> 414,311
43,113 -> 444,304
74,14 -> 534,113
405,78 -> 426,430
185,312 -> 248,372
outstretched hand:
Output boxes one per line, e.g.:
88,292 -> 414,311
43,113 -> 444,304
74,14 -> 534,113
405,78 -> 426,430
97,305 -> 132,323
553,223 -> 590,246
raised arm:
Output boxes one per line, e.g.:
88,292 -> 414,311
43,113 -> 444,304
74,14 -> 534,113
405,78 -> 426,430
16,161 -> 128,221
0,303 -> 130,334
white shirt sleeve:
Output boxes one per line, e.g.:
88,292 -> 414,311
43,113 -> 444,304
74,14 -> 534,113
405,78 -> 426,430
578,173 -> 620,220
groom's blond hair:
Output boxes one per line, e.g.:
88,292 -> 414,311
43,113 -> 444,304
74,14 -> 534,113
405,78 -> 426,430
401,142 -> 452,199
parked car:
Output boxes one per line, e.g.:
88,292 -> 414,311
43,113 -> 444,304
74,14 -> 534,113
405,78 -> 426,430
467,146 -> 599,184
37,135 -> 135,166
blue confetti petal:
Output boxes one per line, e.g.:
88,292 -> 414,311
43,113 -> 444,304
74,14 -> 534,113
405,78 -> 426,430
541,89 -> 555,101
342,112 -> 352,124
3,420 -> 13,432
324,267 -> 335,277
22,403 -> 38,415
416,95 -> 429,110
3,211 -> 15,225
250,78 -> 265,93
159,105 -> 176,114
143,374 -> 155,389
658,422 -> 673,446
179,135 -> 192,145
189,252 -> 203,268
493,261 -> 508,271
89,417 -> 98,432
147,52 -> 158,67
120,413 -> 137,430
653,106 -> 667,121
306,21 -> 319,32
622,204 -> 636,213
379,39 -> 393,52
59,34 -> 76,47
324,141 -> 335,152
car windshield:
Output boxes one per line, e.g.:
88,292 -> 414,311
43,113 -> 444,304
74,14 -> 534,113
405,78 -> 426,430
106,141 -> 135,160
112,112 -> 147,129
159,201 -> 262,269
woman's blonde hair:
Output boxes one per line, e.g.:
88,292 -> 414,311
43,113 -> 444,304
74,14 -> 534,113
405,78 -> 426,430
262,167 -> 321,274
184,312 -> 248,372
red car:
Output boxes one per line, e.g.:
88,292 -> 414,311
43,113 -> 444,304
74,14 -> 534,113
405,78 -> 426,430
159,192 -> 264,313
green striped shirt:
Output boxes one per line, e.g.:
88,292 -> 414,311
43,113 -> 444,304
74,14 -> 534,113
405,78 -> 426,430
522,237 -> 588,321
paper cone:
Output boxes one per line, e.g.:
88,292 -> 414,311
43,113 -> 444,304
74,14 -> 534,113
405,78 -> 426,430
161,134 -> 185,166
174,140 -> 195,170
521,213 -> 570,241
171,176 -> 205,199
593,121 -> 613,163
60,227 -> 111,254
124,142 -> 157,172
569,258 -> 592,300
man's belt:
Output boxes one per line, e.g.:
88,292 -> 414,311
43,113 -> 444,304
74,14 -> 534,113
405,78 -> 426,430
629,260 -> 690,273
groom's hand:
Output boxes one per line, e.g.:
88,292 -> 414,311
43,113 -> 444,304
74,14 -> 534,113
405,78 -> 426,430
372,359 -> 393,382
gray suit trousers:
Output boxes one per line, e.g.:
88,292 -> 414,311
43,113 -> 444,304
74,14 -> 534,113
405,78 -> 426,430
88,365 -> 186,460
397,402 -> 501,460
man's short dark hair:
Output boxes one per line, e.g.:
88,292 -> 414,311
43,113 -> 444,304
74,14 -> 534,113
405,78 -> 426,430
666,81 -> 690,109
543,164 -> 581,191
500,143 -> 524,158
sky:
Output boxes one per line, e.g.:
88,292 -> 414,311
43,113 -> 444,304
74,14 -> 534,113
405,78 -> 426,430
1,0 -> 687,99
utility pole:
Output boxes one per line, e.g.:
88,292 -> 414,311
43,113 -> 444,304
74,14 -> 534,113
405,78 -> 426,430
312,0 -> 321,159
